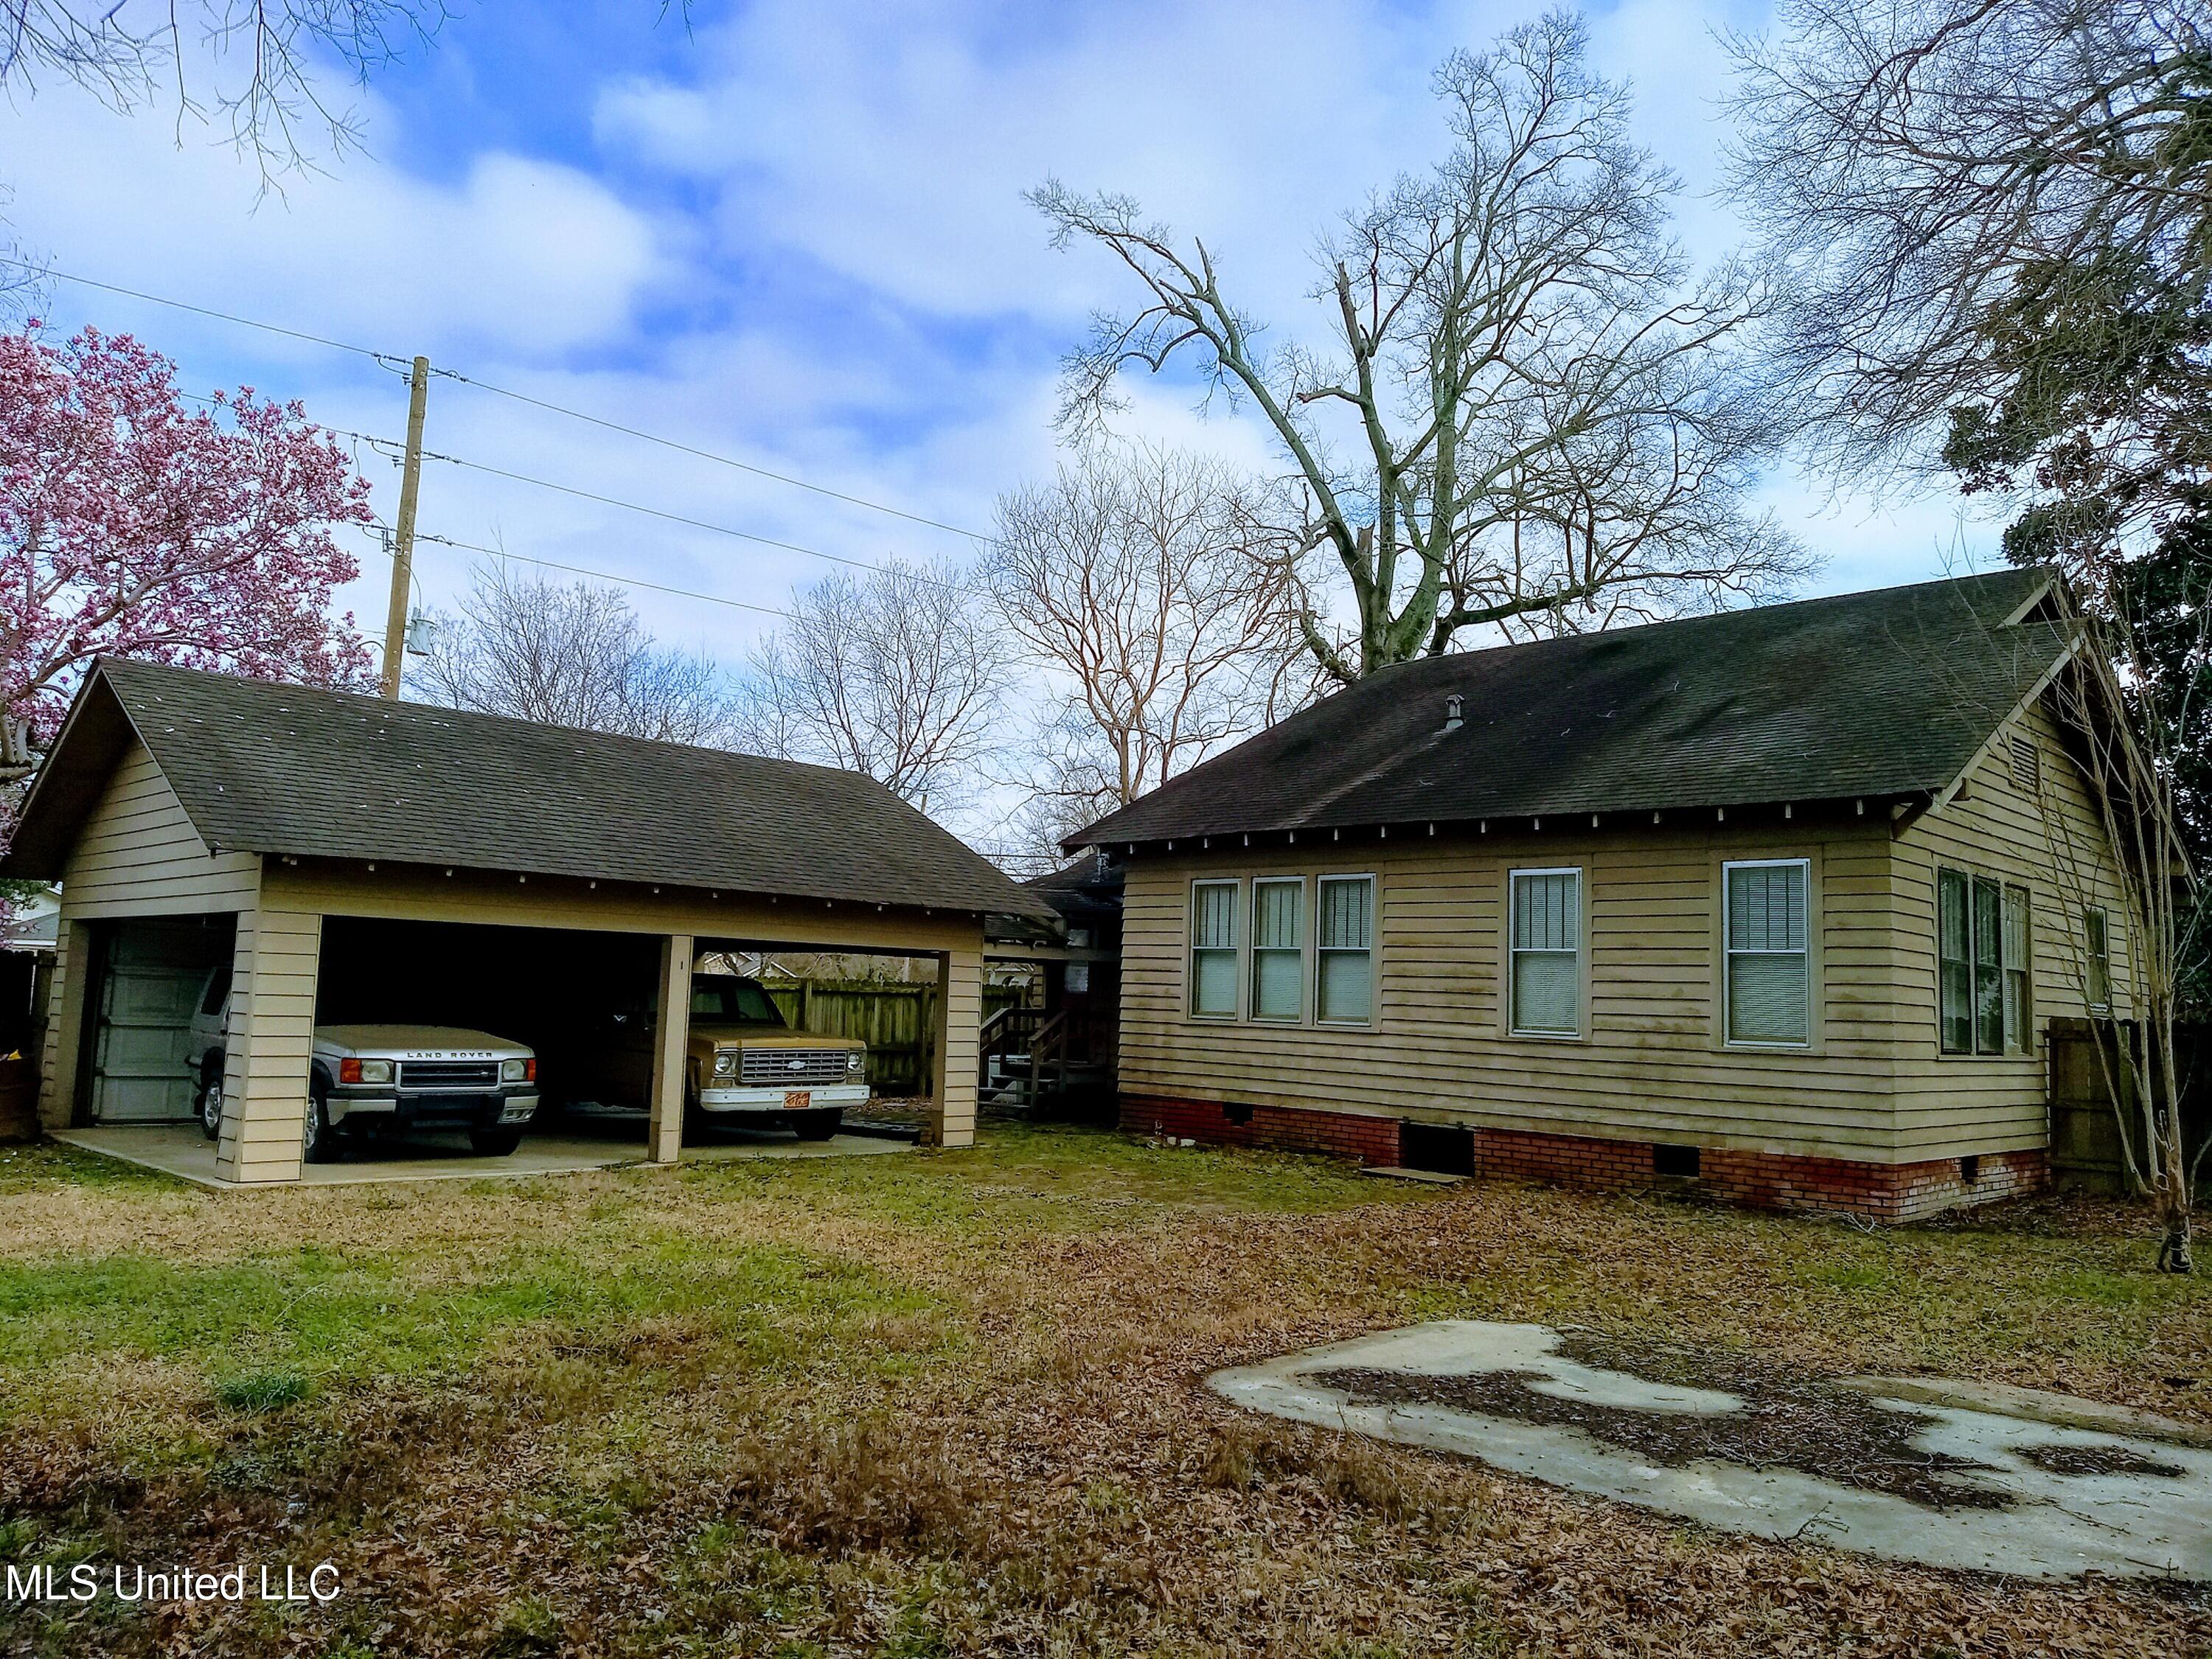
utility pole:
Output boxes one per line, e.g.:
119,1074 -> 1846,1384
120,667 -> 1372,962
379,355 -> 431,699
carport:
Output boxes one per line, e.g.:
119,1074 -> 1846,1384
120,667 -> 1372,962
3,657 -> 1054,1185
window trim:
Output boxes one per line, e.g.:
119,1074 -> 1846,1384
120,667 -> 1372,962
1507,865 -> 1585,1040
1313,872 -> 1377,1028
1187,877 -> 1242,1021
1248,874 -> 1307,1023
2084,906 -> 2112,1016
1721,858 -> 1812,1050
1935,864 -> 2036,1057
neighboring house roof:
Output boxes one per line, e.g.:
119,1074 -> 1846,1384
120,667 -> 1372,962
1023,855 -> 1124,927
1,888 -> 58,953
6,658 -> 1054,920
1068,569 -> 2072,850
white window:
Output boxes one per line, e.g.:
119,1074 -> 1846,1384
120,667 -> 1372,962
1724,860 -> 1811,1046
2003,884 -> 2031,1051
1939,868 -> 2034,1054
1189,880 -> 1239,1018
1509,869 -> 1581,1036
2085,907 -> 2111,1015
1251,877 -> 1304,1021
1315,875 -> 1374,1023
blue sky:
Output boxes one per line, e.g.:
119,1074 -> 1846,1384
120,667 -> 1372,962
2,0 -> 1996,686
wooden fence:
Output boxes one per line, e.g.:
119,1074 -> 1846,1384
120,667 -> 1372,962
760,978 -> 1028,1097
2047,1016 -> 2212,1193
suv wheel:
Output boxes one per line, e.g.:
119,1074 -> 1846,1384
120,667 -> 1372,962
470,1124 -> 524,1157
792,1108 -> 842,1142
195,1058 -> 225,1141
302,1083 -> 338,1164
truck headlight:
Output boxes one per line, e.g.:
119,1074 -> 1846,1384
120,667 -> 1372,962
356,1059 -> 393,1085
846,1051 -> 863,1073
501,1058 -> 535,1082
712,1050 -> 737,1077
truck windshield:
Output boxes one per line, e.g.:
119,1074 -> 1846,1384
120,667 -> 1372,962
689,978 -> 783,1024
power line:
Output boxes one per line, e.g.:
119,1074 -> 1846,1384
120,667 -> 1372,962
440,371 -> 990,542
12,257 -> 994,541
352,519 -> 796,622
11,260 -> 413,372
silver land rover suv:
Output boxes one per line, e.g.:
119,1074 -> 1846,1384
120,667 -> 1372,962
186,967 -> 540,1161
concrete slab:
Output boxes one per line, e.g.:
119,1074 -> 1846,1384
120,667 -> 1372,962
52,1119 -> 910,1190
1210,1321 -> 2212,1581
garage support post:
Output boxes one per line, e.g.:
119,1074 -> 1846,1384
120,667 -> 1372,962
647,933 -> 693,1164
35,919 -> 94,1132
928,946 -> 981,1149
215,905 -> 324,1184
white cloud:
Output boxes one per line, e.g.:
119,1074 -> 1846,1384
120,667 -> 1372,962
1,91 -> 662,361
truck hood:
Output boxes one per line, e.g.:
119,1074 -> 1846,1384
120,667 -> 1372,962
691,1026 -> 860,1050
313,1025 -> 533,1060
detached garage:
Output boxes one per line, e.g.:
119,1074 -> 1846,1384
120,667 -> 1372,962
3,656 -> 1054,1185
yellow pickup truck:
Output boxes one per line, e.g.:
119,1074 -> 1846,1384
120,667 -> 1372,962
565,972 -> 865,1141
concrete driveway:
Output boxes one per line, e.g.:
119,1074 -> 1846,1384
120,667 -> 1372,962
52,1116 -> 914,1189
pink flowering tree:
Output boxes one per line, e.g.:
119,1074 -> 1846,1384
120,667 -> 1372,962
1,325 -> 374,804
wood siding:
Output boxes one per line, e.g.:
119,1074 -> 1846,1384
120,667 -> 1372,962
52,740 -> 258,917
38,740 -> 260,1129
1118,709 -> 2129,1168
1120,818 -> 1908,1162
1889,698 -> 2132,1158
213,902 -> 323,1183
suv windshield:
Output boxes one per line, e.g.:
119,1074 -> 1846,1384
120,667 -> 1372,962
689,978 -> 784,1025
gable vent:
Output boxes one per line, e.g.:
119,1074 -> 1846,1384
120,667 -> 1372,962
2009,736 -> 2040,793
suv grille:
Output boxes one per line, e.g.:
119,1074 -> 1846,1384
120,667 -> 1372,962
400,1060 -> 501,1091
740,1048 -> 852,1086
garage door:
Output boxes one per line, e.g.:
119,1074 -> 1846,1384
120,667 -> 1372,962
90,921 -> 228,1124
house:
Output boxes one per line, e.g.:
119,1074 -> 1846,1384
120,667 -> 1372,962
1065,569 -> 2125,1221
980,855 -> 1125,1112
1,656 -> 1053,1183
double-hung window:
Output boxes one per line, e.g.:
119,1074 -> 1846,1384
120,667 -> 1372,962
1724,860 -> 1810,1046
1189,880 -> 1239,1018
1251,878 -> 1304,1021
1938,869 -> 2032,1054
1315,875 -> 1374,1023
1509,869 -> 1582,1036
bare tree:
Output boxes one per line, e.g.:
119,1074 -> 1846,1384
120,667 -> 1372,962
0,2 -> 454,179
1725,0 -> 2208,484
409,560 -> 738,747
1033,10 -> 1808,684
990,443 -> 1314,847
2018,582 -> 2204,1272
737,557 -> 1012,815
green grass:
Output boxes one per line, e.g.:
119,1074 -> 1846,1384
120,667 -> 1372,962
212,1368 -> 310,1412
0,1228 -> 936,1401
0,1139 -> 189,1195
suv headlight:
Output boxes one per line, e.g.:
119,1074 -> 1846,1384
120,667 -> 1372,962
846,1051 -> 863,1073
712,1050 -> 737,1077
357,1059 -> 393,1085
501,1058 -> 535,1082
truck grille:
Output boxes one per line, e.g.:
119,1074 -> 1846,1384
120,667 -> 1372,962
399,1060 -> 501,1091
740,1049 -> 852,1086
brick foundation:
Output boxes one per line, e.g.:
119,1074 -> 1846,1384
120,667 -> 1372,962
1119,1094 -> 2048,1222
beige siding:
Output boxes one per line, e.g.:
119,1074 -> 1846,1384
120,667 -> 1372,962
214,902 -> 322,1183
1119,817 -> 1911,1162
37,740 -> 260,1129
56,741 -> 258,916
931,947 -> 983,1149
1119,691 -> 2135,1166
1889,698 -> 2131,1158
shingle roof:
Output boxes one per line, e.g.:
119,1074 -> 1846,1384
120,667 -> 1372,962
8,658 -> 1052,919
1068,570 -> 2071,850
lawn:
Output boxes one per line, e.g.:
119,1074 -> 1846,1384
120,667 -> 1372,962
0,1124 -> 2206,1657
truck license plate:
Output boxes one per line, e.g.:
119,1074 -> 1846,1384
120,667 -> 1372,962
784,1091 -> 811,1109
